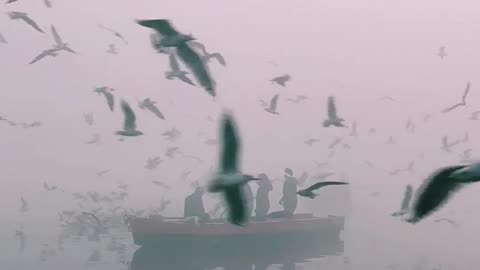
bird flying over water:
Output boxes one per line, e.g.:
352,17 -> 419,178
270,74 -> 290,87
441,81 -> 471,113
391,185 -> 413,216
406,164 -> 480,223
7,12 -> 44,33
297,181 -> 348,199
29,48 -> 61,64
264,94 -> 279,114
189,41 -> 226,66
93,87 -> 115,111
138,98 -> 165,120
323,96 -> 346,127
137,19 -> 215,96
207,110 -> 260,226
116,100 -> 143,137
165,52 -> 195,86
50,25 -> 77,54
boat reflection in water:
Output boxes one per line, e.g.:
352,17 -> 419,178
128,213 -> 344,270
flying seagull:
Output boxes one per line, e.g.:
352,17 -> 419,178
165,52 -> 195,86
43,0 -> 52,8
97,24 -> 128,44
297,181 -> 348,199
189,41 -> 226,66
29,48 -> 61,64
50,25 -> 77,54
264,94 -> 279,114
438,46 -> 447,59
7,12 -> 44,33
207,110 -> 260,226
323,96 -> 346,127
93,87 -> 115,111
136,19 -> 216,96
405,164 -> 480,223
138,98 -> 165,120
391,185 -> 413,216
441,81 -> 471,113
0,33 -> 7,44
271,74 -> 290,87
116,100 -> 143,137
106,44 -> 118,54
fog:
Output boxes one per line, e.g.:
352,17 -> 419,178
2,0 -> 480,269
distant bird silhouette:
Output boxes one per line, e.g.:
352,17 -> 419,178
433,218 -> 458,227
137,19 -> 215,96
442,81 -> 471,113
304,138 -> 320,146
43,0 -> 52,8
106,44 -> 118,54
5,0 -> 19,3
145,157 -> 162,170
264,94 -> 279,114
323,96 -> 346,127
391,185 -> 413,216
50,25 -> 77,54
93,87 -> 115,111
438,46 -> 447,59
152,181 -> 171,189
162,128 -> 180,141
138,98 -> 165,120
29,48 -> 61,64
328,138 -> 343,150
7,12 -> 44,33
83,113 -> 94,125
0,33 -> 7,44
297,181 -> 348,199
287,95 -> 307,104
207,110 -> 260,226
97,24 -> 128,44
469,110 -> 480,120
441,136 -> 452,152
96,169 -> 110,176
165,147 -> 180,158
271,74 -> 290,87
405,164 -> 480,223
258,99 -> 268,107
116,100 -> 143,137
165,52 -> 195,86
189,41 -> 226,66
19,197 -> 29,213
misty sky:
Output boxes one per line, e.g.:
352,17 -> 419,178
2,1 -> 480,268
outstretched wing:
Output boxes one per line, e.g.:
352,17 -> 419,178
29,50 -> 48,64
442,102 -> 462,113
176,43 -> 215,96
136,19 -> 179,37
306,181 -> 348,192
210,53 -> 226,66
400,185 -> 413,211
327,96 -> 337,119
220,111 -> 240,173
103,91 -> 115,111
21,15 -> 44,33
188,41 -> 208,55
223,186 -> 247,226
461,81 -> 471,104
269,94 -> 279,110
120,100 -> 136,130
0,33 -> 7,44
168,52 -> 180,71
177,73 -> 196,86
146,104 -> 165,120
50,25 -> 63,45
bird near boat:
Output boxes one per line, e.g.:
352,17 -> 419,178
297,181 -> 348,199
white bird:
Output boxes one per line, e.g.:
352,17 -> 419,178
138,98 -> 165,120
50,25 -> 77,54
93,87 -> 115,111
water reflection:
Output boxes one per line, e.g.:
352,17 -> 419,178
130,236 -> 343,270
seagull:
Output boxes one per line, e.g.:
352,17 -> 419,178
270,74 -> 290,87
85,134 -> 101,145
144,157 -> 162,170
116,100 -> 143,137
438,46 -> 447,59
138,98 -> 165,120
391,185 -> 413,216
96,169 -> 111,177
189,41 -> 226,66
162,128 -> 181,141
297,181 -> 348,199
43,182 -> 57,191
83,113 -> 94,125
165,52 -> 195,86
323,96 -> 346,127
165,146 -> 179,158
441,136 -> 452,152
441,81 -> 471,113
106,44 -> 118,54
207,110 -> 260,226
97,24 -> 128,44
50,25 -> 77,54
93,87 -> 115,111
0,33 -> 7,44
29,48 -> 61,64
264,94 -> 279,114
304,138 -> 320,146
136,19 -> 216,96
433,218 -> 458,227
469,110 -> 480,120
7,12 -> 44,33
405,164 -> 480,223
287,95 -> 307,104
43,0 -> 52,8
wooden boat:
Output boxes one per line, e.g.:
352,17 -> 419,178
127,213 -> 344,260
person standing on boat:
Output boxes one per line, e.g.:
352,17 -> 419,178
280,168 -> 298,216
255,173 -> 273,217
244,182 -> 254,218
184,187 -> 209,220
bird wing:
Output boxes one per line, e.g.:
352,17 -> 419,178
461,81 -> 471,104
177,73 -> 196,86
120,100 -> 137,130
188,41 -> 208,55
210,53 -> 226,66
168,52 -> 181,71
21,15 -> 44,33
176,43 -> 215,96
306,181 -> 348,192
269,94 -> 279,110
400,185 -> 413,211
0,33 -> 7,44
409,165 -> 466,222
136,19 -> 179,37
29,50 -> 49,64
223,185 -> 247,226
50,25 -> 63,45
327,96 -> 337,119
146,104 -> 165,119
220,111 -> 240,173
441,102 -> 462,113
103,91 -> 115,111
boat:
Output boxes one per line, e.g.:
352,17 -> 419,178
127,213 -> 344,261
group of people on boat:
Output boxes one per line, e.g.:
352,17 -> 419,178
183,168 -> 301,220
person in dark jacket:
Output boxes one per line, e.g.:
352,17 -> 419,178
184,187 -> 209,220
255,173 -> 273,217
